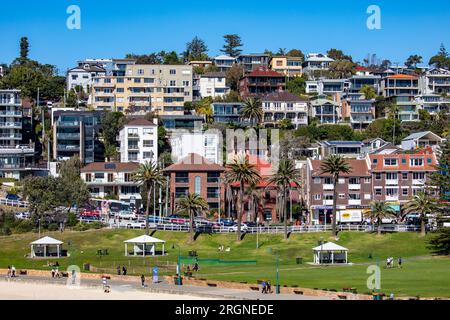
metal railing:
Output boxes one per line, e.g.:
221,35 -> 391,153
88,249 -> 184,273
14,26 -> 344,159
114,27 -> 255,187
0,198 -> 29,208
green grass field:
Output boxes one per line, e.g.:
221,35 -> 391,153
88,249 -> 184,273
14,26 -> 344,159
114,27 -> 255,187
0,229 -> 448,298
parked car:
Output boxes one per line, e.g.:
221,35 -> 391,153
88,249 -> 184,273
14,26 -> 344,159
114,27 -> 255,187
227,224 -> 248,232
218,219 -> 234,227
80,209 -> 101,217
15,212 -> 30,219
116,211 -> 137,220
79,215 -> 100,223
147,215 -> 161,223
6,194 -> 21,201
167,215 -> 187,225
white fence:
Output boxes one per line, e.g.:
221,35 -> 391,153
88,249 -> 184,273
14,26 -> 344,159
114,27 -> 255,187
0,198 -> 29,208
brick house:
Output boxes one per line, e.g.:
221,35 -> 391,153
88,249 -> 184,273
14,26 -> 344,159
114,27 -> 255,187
239,67 -> 285,98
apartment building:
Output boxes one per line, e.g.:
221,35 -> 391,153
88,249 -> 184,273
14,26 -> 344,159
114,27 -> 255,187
349,74 -> 381,94
170,131 -> 221,164
369,148 -> 438,209
310,96 -> 341,124
269,56 -> 303,77
211,102 -> 244,125
306,79 -> 351,95
401,131 -> 445,152
342,95 -> 376,130
305,159 -> 372,225
236,54 -> 270,73
91,64 -> 193,114
81,162 -> 141,207
423,68 -> 450,95
302,53 -> 334,76
118,118 -> 158,164
319,141 -> 364,159
239,67 -> 285,98
159,115 -> 205,131
213,55 -> 236,72
415,94 -> 450,115
386,95 -> 420,122
382,74 -> 420,97
67,62 -> 106,93
163,153 -> 225,213
52,109 -> 103,163
261,91 -> 308,128
198,72 -> 230,99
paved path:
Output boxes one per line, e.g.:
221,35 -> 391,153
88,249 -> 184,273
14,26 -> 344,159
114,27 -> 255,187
0,275 -> 329,300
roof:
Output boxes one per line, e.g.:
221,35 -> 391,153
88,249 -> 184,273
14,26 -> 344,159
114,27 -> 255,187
313,242 -> 348,251
201,72 -> 227,78
163,153 -> 225,172
322,141 -> 363,146
125,118 -> 156,126
310,98 -> 340,107
369,149 -> 438,172
245,67 -> 285,78
262,91 -> 308,102
214,55 -> 236,60
81,162 -> 140,173
402,131 -> 443,142
124,235 -> 165,244
31,236 -> 63,245
309,159 -> 370,177
386,74 -> 418,79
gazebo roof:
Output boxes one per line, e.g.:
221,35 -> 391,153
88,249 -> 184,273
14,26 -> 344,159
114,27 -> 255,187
312,242 -> 348,252
124,235 -> 165,244
30,236 -> 63,245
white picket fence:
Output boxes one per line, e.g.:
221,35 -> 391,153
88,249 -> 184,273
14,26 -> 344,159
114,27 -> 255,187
0,198 -> 29,208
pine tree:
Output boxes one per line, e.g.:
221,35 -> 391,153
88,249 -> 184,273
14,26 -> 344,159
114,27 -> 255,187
221,34 -> 243,57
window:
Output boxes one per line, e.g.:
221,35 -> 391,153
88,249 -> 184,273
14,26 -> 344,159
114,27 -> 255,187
339,178 -> 345,184
364,194 -> 371,200
182,81 -> 190,86
128,128 -> 138,137
128,152 -> 138,161
386,172 -> 398,180
339,194 -> 346,199
402,172 -> 408,180
175,187 -> 188,198
134,78 -> 141,83
324,194 -> 333,200
402,188 -> 409,196
207,187 -> 219,199
324,177 -> 332,184
124,173 -> 133,182
427,158 -> 432,164
375,173 -> 382,180
143,128 -> 153,135
170,69 -> 176,75
386,188 -> 398,197
143,140 -> 154,148
95,173 -> 104,179
401,158 -> 407,164
349,194 -> 361,200
349,177 -> 360,184
375,188 -> 382,196
410,158 -> 424,166
85,173 -> 92,182
207,172 -> 220,183
144,78 -> 154,83
170,80 -> 176,86
117,88 -> 124,93
314,194 -> 321,200
413,172 -> 425,180
194,176 -> 201,195
143,152 -> 153,159
372,159 -> 378,164
137,69 -> 145,75
313,177 -> 321,184
107,173 -> 114,182
384,158 -> 398,166
364,177 -> 371,184
175,172 -> 189,183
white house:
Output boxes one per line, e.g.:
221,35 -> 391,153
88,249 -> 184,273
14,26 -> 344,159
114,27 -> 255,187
302,53 -> 334,76
401,131 -> 445,151
199,72 -> 230,99
67,62 -> 106,94
213,55 -> 236,72
119,118 -> 158,164
262,91 -> 308,128
170,131 -> 221,165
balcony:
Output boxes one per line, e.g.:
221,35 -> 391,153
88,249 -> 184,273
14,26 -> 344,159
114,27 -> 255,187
57,145 -> 80,152
348,184 -> 361,190
0,122 -> 22,129
385,179 -> 398,186
85,178 -> 137,185
57,133 -> 80,140
412,179 -> 425,185
386,195 -> 399,201
0,133 -> 22,139
0,99 -> 21,105
0,111 -> 22,117
323,200 -> 333,206
323,184 -> 334,191
128,145 -> 139,151
348,199 -> 361,206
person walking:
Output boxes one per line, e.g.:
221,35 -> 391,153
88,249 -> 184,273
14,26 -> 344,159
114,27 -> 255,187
11,265 -> 16,277
141,274 -> 145,288
261,281 -> 267,294
122,266 -> 127,276
267,280 -> 272,294
7,266 -> 11,278
117,265 -> 121,275
102,276 -> 110,293
51,268 -> 55,278
398,257 -> 402,269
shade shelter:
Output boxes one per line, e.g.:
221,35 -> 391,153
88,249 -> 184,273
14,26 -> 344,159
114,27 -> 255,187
124,235 -> 166,257
30,236 -> 64,258
313,242 -> 348,264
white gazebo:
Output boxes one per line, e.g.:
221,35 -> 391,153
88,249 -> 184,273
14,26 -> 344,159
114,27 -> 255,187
313,242 -> 348,264
30,236 -> 64,258
124,235 -> 166,257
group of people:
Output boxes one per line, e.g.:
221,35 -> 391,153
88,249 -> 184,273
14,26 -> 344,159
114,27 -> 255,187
116,265 -> 127,275
386,257 -> 402,268
6,265 -> 16,278
261,280 -> 273,294
51,268 -> 61,278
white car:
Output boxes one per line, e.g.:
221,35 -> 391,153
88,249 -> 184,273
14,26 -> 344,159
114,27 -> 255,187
116,211 -> 137,220
15,212 -> 30,219
227,224 -> 248,232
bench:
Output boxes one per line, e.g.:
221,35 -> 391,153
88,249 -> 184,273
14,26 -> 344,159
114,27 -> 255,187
19,270 -> 27,275
206,283 -> 217,287
338,295 -> 347,300
250,286 -> 260,291
293,290 -> 304,295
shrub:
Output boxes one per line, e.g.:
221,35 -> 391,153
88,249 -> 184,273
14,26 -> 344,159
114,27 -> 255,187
47,223 -> 59,231
67,212 -> 78,227
12,219 -> 34,234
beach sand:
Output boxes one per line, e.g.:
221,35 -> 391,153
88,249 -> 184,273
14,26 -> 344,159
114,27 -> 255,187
0,280 -> 214,300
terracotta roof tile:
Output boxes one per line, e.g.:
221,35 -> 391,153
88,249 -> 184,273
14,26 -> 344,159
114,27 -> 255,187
310,159 -> 370,177
81,162 -> 140,173
163,154 -> 225,172
369,149 -> 438,172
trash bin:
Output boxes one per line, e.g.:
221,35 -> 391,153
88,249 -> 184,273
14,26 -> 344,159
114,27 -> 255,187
296,257 -> 303,265
83,263 -> 90,271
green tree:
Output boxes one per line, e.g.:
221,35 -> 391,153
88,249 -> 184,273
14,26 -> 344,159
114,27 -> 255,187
405,55 -> 423,69
125,53 -> 162,64
226,64 -> 245,91
221,34 -> 243,57
240,97 -> 263,127
287,49 -> 305,61
359,85 -> 376,100
328,60 -> 356,79
133,161 -> 165,235
326,49 -> 353,62
366,201 -> 397,235
184,36 -> 209,61
385,103 -> 399,145
403,191 -> 439,236
320,155 -> 352,237
427,228 -> 450,255
428,139 -> 450,203
160,51 -> 183,65
267,159 -> 301,239
65,89 -> 78,108
286,76 -> 307,96
225,157 -> 261,241
101,112 -> 125,161
429,44 -> 450,69
195,97 -> 214,123
19,37 -> 29,64
57,156 -> 90,212
176,193 -> 209,242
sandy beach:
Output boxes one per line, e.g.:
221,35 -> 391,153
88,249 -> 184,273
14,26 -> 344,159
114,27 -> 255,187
0,280 -> 213,300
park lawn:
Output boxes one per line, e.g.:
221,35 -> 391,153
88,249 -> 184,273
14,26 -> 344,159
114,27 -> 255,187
0,229 -> 448,298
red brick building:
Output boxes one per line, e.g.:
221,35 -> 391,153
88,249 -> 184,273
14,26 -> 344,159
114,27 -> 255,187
239,67 -> 286,98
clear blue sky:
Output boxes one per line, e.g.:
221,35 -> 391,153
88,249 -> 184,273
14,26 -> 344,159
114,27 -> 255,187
1,0 -> 449,74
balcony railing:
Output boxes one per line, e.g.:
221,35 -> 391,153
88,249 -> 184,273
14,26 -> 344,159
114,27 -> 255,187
348,184 -> 361,190
348,199 -> 361,205
323,184 -> 334,190
385,179 -> 398,185
0,111 -> 22,116
0,122 -> 22,128
0,133 -> 22,139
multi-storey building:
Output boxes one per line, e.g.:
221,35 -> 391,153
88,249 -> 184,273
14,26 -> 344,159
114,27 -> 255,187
211,102 -> 244,125
422,68 -> 450,95
239,67 -> 285,98
310,96 -> 341,124
306,79 -> 350,95
213,55 -> 236,72
302,53 -> 334,76
118,118 -> 158,164
52,109 -> 103,163
349,74 -> 381,94
159,115 -> 205,131
269,56 -> 303,77
382,74 -> 420,97
319,141 -> 364,159
415,94 -> 450,115
261,91 -> 308,128
237,54 -> 270,73
198,72 -> 230,99
67,62 -> 106,94
305,158 -> 372,225
170,131 -> 221,164
342,95 -> 376,130
387,95 -> 420,122
163,153 -> 225,213
91,64 -> 193,114
369,148 -> 438,210
81,162 -> 141,207
401,131 -> 445,152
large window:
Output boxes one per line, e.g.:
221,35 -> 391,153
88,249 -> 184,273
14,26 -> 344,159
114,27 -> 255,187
175,172 -> 189,183
410,158 -> 424,166
207,172 -> 220,183
194,176 -> 201,195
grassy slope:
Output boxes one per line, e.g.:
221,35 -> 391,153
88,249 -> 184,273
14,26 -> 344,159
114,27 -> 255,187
0,229 -> 448,297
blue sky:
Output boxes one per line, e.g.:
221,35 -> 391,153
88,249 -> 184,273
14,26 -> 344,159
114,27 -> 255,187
0,0 -> 449,74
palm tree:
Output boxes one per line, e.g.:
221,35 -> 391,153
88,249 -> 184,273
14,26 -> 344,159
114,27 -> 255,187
403,191 -> 438,236
320,155 -> 352,237
267,159 -> 301,239
176,193 -> 209,242
225,156 -> 261,241
240,97 -> 263,127
385,103 -> 399,145
245,183 -> 263,222
366,201 -> 397,235
133,161 -> 165,235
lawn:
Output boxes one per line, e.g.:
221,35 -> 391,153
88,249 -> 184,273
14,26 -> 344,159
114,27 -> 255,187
0,229 -> 448,298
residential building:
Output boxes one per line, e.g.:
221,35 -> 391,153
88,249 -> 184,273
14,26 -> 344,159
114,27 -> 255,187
81,162 -> 141,207
52,109 -> 103,163
349,73 -> 381,94
188,61 -> 213,69
310,96 -> 341,124
305,79 -> 350,95
0,90 -> 22,147
91,64 -> 193,114
369,148 -> 438,209
236,54 -> 270,73
269,56 -> 303,77
415,94 -> 450,115
382,74 -> 420,97
319,141 -> 364,159
118,118 -> 158,164
192,74 -> 201,101
0,66 -> 4,77
422,68 -> 450,95
342,95 -> 376,130
305,158 -> 372,225
387,95 -> 420,122
401,131 -> 445,152
238,67 -> 285,98
302,53 -> 334,76
211,102 -> 245,125
261,91 -> 308,128
199,72 -> 230,99
170,131 -> 221,164
159,115 -> 205,131
67,62 -> 106,94
163,153 -> 225,213
213,55 -> 236,72
362,138 -> 401,155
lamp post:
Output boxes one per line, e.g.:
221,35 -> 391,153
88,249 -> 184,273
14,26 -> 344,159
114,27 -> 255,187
268,247 -> 280,294
68,241 -> 74,266
172,244 -> 181,285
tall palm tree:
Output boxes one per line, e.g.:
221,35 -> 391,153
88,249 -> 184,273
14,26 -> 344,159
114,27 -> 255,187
267,159 -> 301,239
245,183 -> 263,222
320,155 -> 352,237
403,191 -> 438,236
225,156 -> 261,241
133,161 -> 165,235
240,97 -> 263,127
176,193 -> 209,242
366,201 -> 397,235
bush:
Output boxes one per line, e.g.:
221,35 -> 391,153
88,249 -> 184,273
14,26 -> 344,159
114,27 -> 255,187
12,219 -> 34,234
73,222 -> 90,232
1,227 -> 12,236
47,223 -> 59,231
90,221 -> 103,230
427,228 -> 450,255
67,212 -> 78,227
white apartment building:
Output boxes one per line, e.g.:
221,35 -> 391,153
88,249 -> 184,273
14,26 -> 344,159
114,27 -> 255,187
262,91 -> 308,128
119,118 -> 158,164
170,131 -> 221,165
199,72 -> 230,99
302,53 -> 334,75
67,62 -> 106,94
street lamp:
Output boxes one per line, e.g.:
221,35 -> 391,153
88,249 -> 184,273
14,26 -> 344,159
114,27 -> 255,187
172,244 -> 181,285
268,247 -> 280,294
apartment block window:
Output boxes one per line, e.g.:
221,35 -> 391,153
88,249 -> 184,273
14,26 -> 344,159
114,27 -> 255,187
207,187 -> 219,199
375,188 -> 382,196
182,81 -> 190,86
143,140 -> 154,148
349,193 -> 361,200
104,78 -> 111,83
128,152 -> 138,161
402,172 -> 408,180
339,194 -> 346,199
175,187 -> 189,198
143,152 -> 153,159
314,194 -> 321,200
364,177 -> 371,184
324,194 -> 333,200
170,80 -> 176,86
107,173 -> 114,182
207,172 -> 220,183
402,158 -> 407,164
364,194 -> 371,200
85,173 -> 92,182
95,173 -> 104,179
338,178 -> 345,184
314,177 -> 321,184
134,78 -> 141,83
324,177 -> 332,184
124,173 -> 133,182
410,158 -> 424,166
144,78 -> 154,83
413,172 -> 425,180
386,188 -> 398,197
117,78 -> 124,83
138,69 -> 145,75
170,69 -> 176,75
349,177 -> 360,184
402,188 -> 409,196
117,88 -> 124,93
384,158 -> 398,166
143,128 -> 153,135
194,176 -> 201,195
128,128 -> 138,137
175,172 -> 189,183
